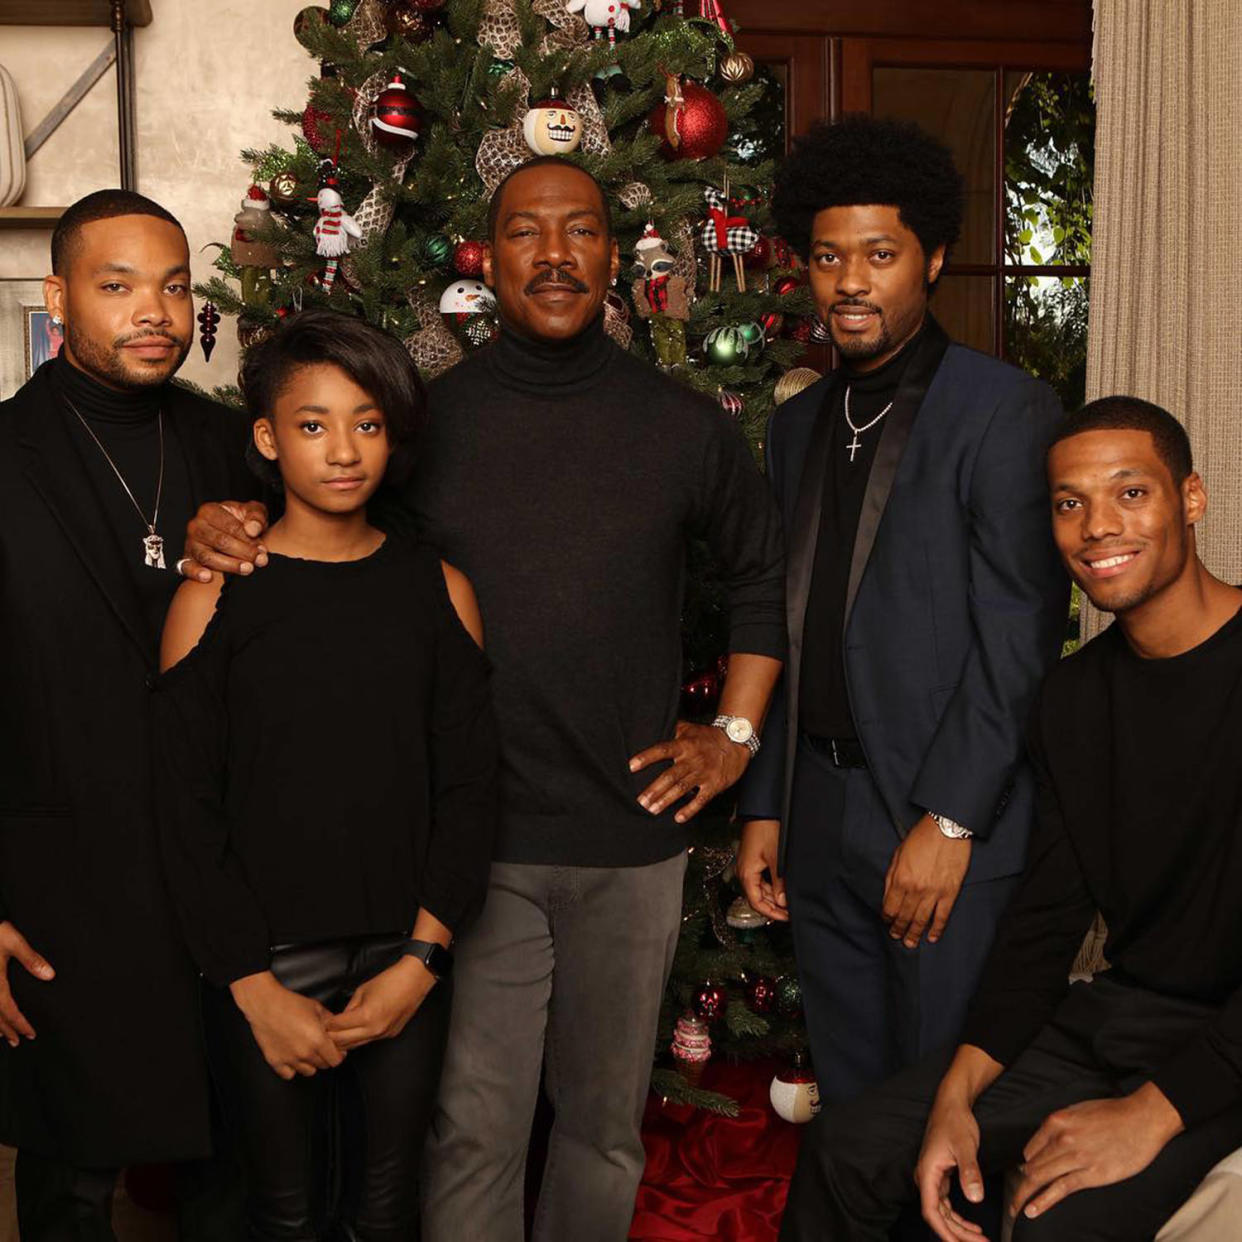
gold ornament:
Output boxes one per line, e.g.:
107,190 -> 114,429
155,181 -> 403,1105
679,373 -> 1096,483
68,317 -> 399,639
719,50 -> 755,85
774,367 -> 823,405
269,171 -> 300,207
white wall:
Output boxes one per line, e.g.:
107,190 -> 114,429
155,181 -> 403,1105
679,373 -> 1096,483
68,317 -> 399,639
1,0 -> 312,390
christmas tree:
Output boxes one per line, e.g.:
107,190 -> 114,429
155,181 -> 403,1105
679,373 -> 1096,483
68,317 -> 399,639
199,0 -> 819,1113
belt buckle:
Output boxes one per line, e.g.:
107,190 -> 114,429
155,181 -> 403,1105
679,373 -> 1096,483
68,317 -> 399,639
831,738 -> 840,766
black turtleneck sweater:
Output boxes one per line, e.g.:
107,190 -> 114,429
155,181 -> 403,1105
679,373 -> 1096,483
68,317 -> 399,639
402,319 -> 785,867
50,355 -> 193,643
799,325 -> 927,738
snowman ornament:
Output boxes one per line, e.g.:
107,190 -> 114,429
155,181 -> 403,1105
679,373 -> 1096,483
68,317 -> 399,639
566,0 -> 642,47
439,279 -> 497,324
313,185 -> 362,295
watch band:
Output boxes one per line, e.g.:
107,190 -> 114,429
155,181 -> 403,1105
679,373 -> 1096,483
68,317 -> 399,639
930,812 -> 973,840
711,714 -> 761,756
402,939 -> 453,980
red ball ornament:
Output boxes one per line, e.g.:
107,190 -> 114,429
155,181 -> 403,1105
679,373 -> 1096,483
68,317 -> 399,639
694,982 -> 726,1022
746,976 -> 776,1015
744,234 -> 772,270
773,274 -> 801,298
648,79 -> 729,161
301,104 -> 334,155
371,74 -> 423,153
761,310 -> 784,340
788,319 -> 812,344
453,240 -> 486,277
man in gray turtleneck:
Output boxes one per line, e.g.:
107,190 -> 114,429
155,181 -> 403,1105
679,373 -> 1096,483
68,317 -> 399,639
183,156 -> 785,1242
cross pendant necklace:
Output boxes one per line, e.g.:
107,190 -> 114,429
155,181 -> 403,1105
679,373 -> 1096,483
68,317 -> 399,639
65,397 -> 167,568
843,386 -> 894,463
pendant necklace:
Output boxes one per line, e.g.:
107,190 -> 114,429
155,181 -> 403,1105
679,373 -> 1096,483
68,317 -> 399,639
65,397 -> 167,568
843,386 -> 894,463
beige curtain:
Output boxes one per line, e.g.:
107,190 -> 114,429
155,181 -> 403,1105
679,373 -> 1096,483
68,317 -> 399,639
1085,0 -> 1242,636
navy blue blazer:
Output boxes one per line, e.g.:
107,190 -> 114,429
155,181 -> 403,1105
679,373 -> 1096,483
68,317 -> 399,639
739,322 -> 1069,883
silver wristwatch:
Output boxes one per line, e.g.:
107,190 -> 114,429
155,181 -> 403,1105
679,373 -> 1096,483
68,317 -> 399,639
930,811 -> 973,840
712,714 -> 761,756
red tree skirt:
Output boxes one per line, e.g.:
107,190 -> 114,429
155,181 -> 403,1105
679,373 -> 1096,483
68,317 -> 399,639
630,1059 -> 803,1242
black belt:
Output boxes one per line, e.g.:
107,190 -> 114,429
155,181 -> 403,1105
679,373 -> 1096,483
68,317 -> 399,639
803,733 -> 867,769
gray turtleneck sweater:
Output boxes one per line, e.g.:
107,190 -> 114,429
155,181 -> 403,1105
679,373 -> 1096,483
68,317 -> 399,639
401,320 -> 784,867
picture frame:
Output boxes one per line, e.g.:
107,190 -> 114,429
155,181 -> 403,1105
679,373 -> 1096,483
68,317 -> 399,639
0,279 -> 59,399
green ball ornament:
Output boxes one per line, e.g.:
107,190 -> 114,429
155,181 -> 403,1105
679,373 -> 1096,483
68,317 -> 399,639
422,233 -> 452,266
738,321 -> 766,354
327,0 -> 360,26
703,325 -> 751,366
775,974 -> 804,1020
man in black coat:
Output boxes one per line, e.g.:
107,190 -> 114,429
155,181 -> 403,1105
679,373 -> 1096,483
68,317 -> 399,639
0,190 -> 253,1239
736,116 -> 1069,1106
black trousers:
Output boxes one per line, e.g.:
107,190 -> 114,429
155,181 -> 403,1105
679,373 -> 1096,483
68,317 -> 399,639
204,934 -> 452,1242
13,1147 -> 243,1242
787,737 -> 1018,1105
780,975 -> 1242,1242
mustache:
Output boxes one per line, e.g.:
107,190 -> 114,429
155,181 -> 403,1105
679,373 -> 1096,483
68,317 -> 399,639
831,298 -> 884,315
525,268 -> 590,295
113,328 -> 190,348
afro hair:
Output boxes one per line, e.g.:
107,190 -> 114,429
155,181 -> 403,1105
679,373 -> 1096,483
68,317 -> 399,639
773,114 -> 965,264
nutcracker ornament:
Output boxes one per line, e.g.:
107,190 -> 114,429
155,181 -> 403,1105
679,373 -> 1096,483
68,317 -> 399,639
522,87 -> 583,156
231,184 -> 281,304
701,183 -> 759,293
566,0 -> 642,47
630,223 -> 689,369
312,179 -> 362,295
769,1050 -> 821,1124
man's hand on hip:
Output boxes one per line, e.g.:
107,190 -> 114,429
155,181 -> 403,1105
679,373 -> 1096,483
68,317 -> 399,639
736,819 -> 789,922
1010,1083 -> 1184,1224
630,721 -> 750,824
180,501 -> 269,581
0,921 -> 54,1046
883,813 -> 971,949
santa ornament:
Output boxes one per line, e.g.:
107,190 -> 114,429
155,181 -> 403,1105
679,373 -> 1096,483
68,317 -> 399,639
370,73 -> 423,155
313,180 -> 362,295
630,222 -> 689,369
566,0 -> 642,47
701,183 -> 759,292
522,87 -> 583,156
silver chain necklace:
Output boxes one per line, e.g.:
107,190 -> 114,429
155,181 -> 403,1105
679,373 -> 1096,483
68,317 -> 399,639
65,396 -> 167,568
843,386 -> 894,463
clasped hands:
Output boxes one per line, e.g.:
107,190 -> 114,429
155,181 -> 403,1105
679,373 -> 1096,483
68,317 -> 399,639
915,1082 -> 1184,1242
230,956 -> 435,1081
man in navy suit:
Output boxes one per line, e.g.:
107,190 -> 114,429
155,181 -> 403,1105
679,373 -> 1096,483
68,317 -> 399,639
737,115 -> 1069,1106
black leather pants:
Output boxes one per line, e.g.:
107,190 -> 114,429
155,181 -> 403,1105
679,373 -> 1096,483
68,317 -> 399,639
203,933 -> 451,1242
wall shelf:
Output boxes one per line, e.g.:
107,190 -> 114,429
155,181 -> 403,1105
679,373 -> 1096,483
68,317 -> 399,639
0,1 -> 152,26
0,207 -> 65,228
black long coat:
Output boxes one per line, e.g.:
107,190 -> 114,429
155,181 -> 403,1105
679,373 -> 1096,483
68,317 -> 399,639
0,363 -> 253,1165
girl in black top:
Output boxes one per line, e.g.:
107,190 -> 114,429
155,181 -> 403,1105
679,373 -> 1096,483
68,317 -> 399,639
156,310 -> 497,1240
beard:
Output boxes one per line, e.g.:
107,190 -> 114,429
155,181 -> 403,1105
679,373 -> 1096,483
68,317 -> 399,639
65,322 -> 190,391
827,291 -> 928,367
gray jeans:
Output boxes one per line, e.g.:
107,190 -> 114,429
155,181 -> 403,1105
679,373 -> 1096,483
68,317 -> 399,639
422,852 -> 687,1242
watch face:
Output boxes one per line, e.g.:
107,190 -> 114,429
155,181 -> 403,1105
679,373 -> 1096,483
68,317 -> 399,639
725,718 -> 754,744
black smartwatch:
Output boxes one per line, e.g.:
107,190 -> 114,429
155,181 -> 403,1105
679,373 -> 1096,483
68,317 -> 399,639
402,939 -> 453,980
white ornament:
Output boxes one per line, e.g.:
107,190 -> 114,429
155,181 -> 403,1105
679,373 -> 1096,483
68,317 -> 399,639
566,0 -> 642,44
523,90 -> 584,156
313,187 -> 362,259
438,279 -> 497,315
769,1067 -> 821,1125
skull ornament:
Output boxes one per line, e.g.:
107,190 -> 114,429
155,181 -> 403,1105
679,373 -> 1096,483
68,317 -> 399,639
522,87 -> 583,155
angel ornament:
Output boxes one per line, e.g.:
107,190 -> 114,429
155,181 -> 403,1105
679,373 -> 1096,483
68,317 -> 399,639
313,184 -> 362,295
566,0 -> 642,47
631,223 -> 689,369
701,183 -> 759,293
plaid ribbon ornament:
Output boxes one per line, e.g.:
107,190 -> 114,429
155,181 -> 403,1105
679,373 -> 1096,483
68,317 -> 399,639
643,274 -> 671,313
